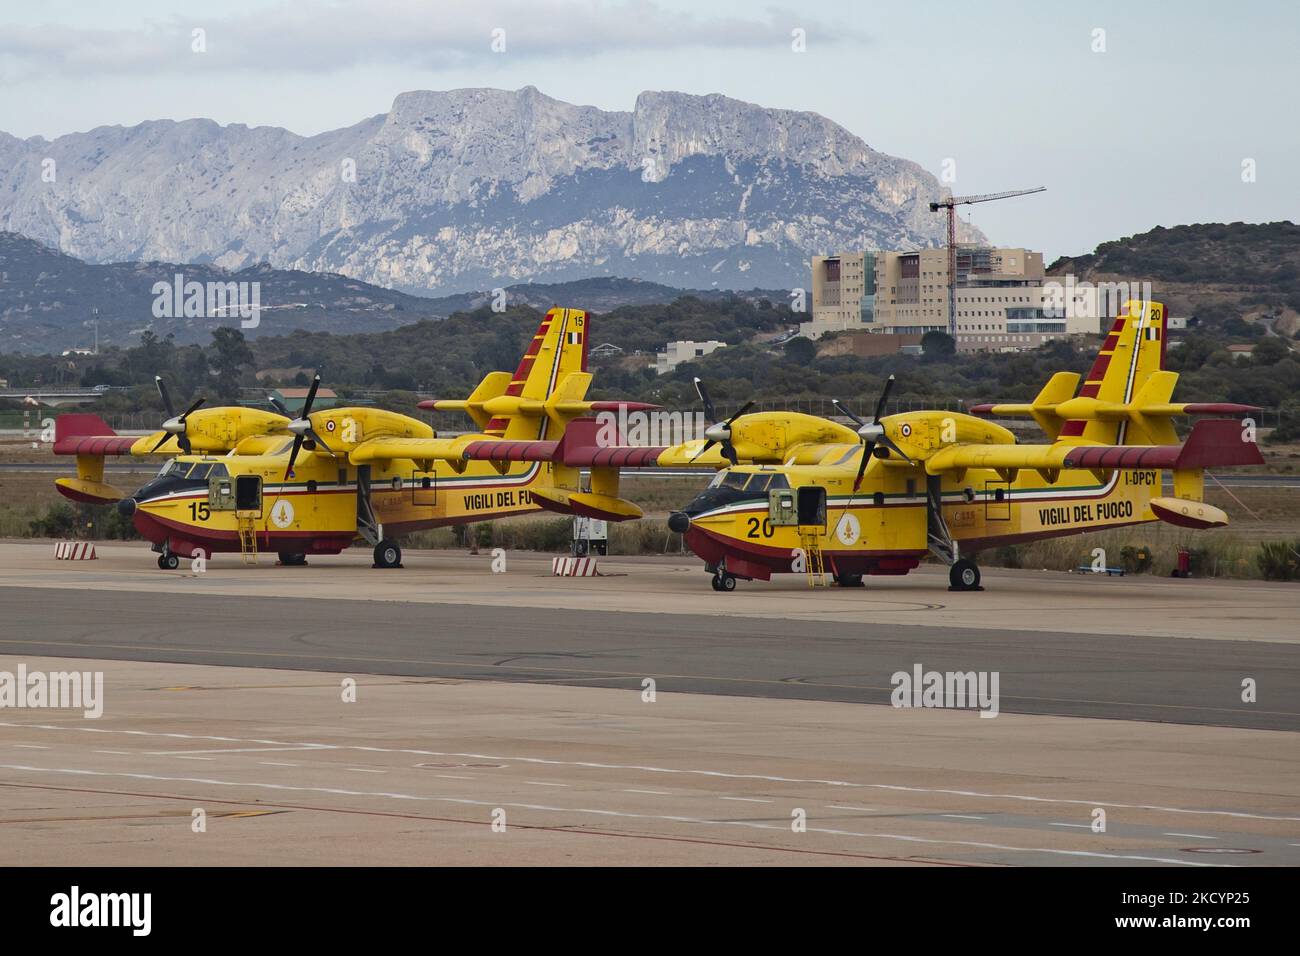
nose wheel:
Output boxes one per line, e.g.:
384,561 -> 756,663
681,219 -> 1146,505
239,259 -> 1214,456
948,559 -> 983,591
711,571 -> 737,592
157,553 -> 179,571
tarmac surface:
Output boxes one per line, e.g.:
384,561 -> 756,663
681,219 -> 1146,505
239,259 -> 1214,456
0,540 -> 1296,865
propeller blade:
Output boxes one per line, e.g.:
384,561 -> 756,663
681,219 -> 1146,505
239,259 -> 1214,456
178,433 -> 192,456
853,443 -> 872,491
268,395 -> 291,417
155,376 -> 176,419
693,377 -> 716,422
179,397 -> 205,422
878,434 -> 914,465
689,439 -> 717,463
284,434 -> 304,480
723,400 -> 755,426
722,442 -> 739,466
149,432 -> 170,454
872,374 -> 896,424
306,427 -> 336,457
301,373 -> 322,419
832,398 -> 867,429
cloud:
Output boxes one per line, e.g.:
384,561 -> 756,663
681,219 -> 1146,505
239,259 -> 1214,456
0,0 -> 864,78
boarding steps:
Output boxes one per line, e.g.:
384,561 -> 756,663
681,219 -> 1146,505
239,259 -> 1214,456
799,528 -> 828,587
236,512 -> 259,565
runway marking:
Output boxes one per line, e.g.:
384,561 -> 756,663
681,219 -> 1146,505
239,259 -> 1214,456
346,768 -> 385,774
93,750 -> 132,755
3,721 -> 1296,823
941,814 -> 986,820
524,781 -> 569,788
0,763 -> 1226,867
721,797 -> 773,804
828,805 -> 877,812
625,789 -> 670,796
1165,832 -> 1216,840
171,756 -> 214,762
13,745 -> 48,750
430,774 -> 475,780
258,761 -> 298,767
1050,823 -> 1091,829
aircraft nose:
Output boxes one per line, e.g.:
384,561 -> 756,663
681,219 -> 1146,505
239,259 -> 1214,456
667,511 -> 691,534
117,497 -> 136,518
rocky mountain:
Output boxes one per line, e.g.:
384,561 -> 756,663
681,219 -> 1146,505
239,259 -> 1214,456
0,87 -> 978,295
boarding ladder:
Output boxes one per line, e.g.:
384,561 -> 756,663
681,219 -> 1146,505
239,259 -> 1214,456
236,512 -> 259,565
799,528 -> 828,587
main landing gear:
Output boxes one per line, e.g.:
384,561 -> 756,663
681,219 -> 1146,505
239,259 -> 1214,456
157,553 -> 179,570
373,539 -> 402,569
278,552 -> 308,567
834,573 -> 865,588
948,559 -> 982,591
710,571 -> 737,592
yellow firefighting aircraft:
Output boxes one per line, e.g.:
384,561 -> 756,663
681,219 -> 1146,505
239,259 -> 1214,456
403,299 -> 1261,591
53,308 -> 654,569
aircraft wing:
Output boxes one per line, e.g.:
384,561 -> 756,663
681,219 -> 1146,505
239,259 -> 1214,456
926,419 -> 1263,475
348,436 -> 479,466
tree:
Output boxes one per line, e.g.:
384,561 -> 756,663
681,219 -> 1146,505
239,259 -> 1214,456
921,330 -> 956,358
208,328 -> 254,403
783,336 -> 817,364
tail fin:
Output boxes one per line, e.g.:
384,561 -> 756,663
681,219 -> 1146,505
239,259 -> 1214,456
1061,299 -> 1166,443
490,307 -> 588,439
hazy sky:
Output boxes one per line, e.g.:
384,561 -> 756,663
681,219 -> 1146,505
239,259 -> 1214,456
2,0 -> 1295,261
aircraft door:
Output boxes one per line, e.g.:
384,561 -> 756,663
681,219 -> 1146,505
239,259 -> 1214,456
984,479 -> 1011,521
796,486 -> 827,529
235,475 -> 263,516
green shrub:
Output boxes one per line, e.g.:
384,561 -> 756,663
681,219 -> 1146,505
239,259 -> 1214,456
1256,540 -> 1300,581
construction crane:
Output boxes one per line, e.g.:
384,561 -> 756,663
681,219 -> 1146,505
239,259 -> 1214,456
929,186 -> 1046,336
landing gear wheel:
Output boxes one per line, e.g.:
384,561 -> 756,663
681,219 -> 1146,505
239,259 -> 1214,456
278,552 -> 308,566
715,572 -> 737,592
157,553 -> 179,571
834,573 -> 864,588
373,539 -> 402,569
949,559 -> 982,591
710,574 -> 723,591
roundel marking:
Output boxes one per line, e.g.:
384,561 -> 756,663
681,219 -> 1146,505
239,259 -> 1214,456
900,423 -> 912,437
836,513 -> 861,546
326,419 -> 336,432
270,499 -> 295,529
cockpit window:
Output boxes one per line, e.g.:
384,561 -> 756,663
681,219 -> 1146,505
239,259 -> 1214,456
188,463 -> 214,481
209,463 -> 229,480
159,459 -> 189,478
746,474 -> 772,494
767,474 -> 790,491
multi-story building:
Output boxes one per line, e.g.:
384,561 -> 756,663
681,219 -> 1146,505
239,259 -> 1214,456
805,246 -> 1102,352
802,253 -> 876,339
655,340 -> 727,375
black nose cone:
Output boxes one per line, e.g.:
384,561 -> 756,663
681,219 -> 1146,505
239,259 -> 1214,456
117,497 -> 136,518
667,511 -> 691,534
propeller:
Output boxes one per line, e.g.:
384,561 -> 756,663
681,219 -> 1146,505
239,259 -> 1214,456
832,374 -> 914,490
283,373 -> 336,479
691,377 -> 755,465
268,394 -> 292,417
150,376 -> 205,454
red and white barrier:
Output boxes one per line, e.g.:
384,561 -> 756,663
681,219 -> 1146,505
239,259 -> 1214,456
54,541 -> 97,560
551,556 -> 599,577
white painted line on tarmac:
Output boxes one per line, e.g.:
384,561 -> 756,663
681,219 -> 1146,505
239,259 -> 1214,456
721,796 -> 773,804
828,805 -> 877,812
0,762 -> 1228,868
625,789 -> 671,796
941,814 -> 986,820
13,745 -> 48,750
5,721 -> 1297,824
1165,832 -> 1216,840
346,768 -> 386,774
259,761 -> 299,767
93,750 -> 133,755
524,781 -> 569,788
1050,823 -> 1091,829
